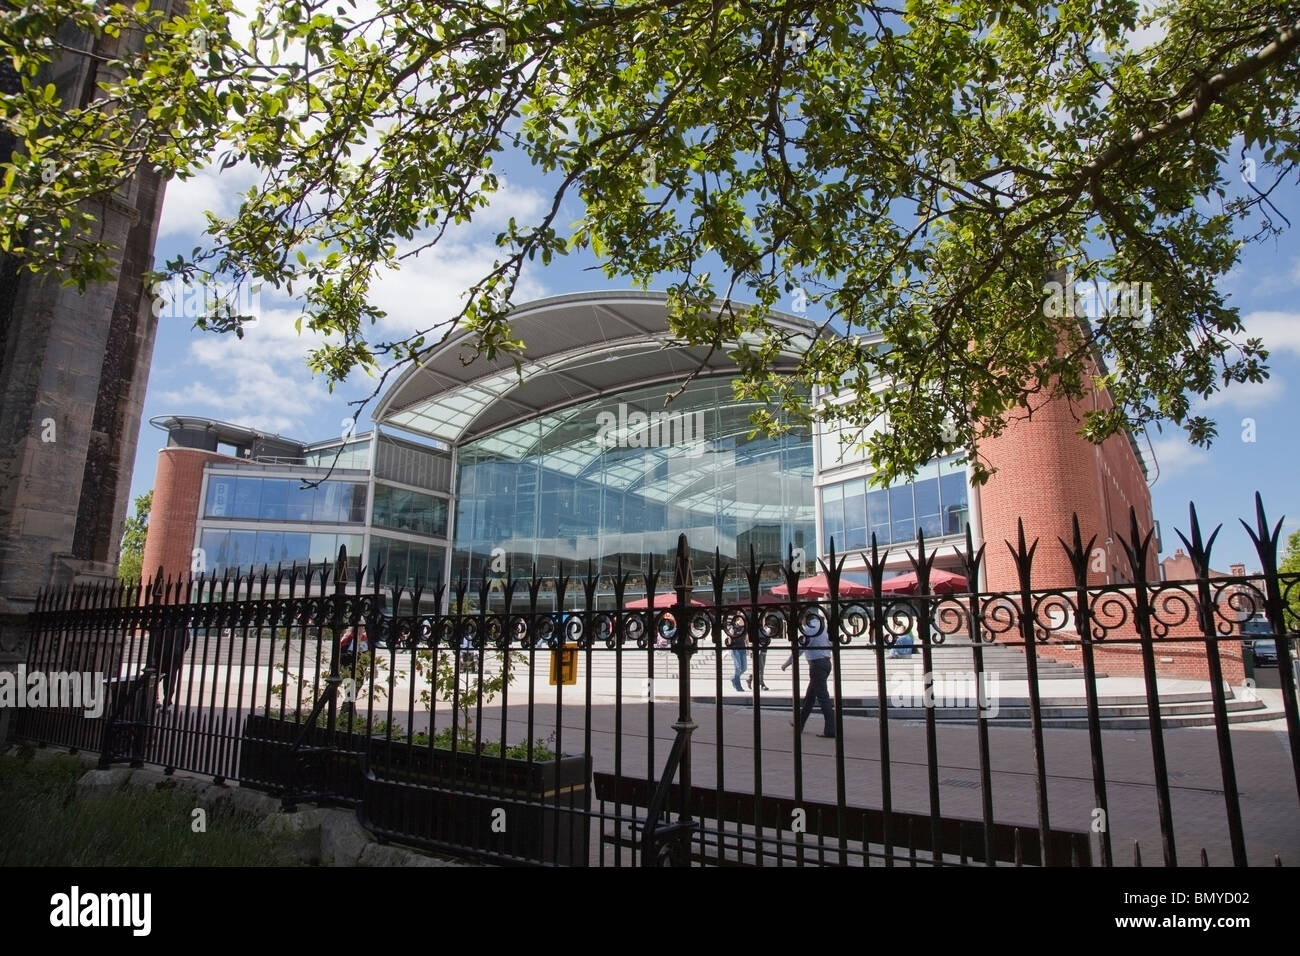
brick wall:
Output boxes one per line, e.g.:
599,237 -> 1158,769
974,364 -> 1170,679
1038,615 -> 1248,686
140,447 -> 235,598
978,378 -> 1155,594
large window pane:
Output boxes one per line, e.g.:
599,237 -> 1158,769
407,543 -> 430,586
254,531 -> 284,566
821,485 -> 844,551
384,539 -> 409,587
205,476 -> 236,517
309,533 -> 338,565
282,533 -> 311,566
915,477 -> 942,539
889,484 -> 915,544
867,488 -> 890,545
227,530 -> 257,569
940,472 -> 970,535
259,479 -> 289,520
285,481 -> 315,521
392,486 -> 448,536
313,482 -> 346,522
199,530 -> 229,570
372,484 -> 392,528
232,477 -> 261,519
842,481 -> 867,551
349,484 -> 368,523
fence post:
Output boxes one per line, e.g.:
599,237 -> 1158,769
99,567 -> 162,769
1243,493 -> 1300,801
1121,507 -> 1177,867
640,534 -> 698,865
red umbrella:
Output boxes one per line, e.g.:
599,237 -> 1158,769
878,568 -> 967,595
622,595 -> 709,609
769,573 -> 873,598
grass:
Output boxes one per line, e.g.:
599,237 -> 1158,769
0,748 -> 298,866
277,708 -> 559,760
411,727 -> 558,761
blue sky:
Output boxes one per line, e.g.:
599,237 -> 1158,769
128,129 -> 1300,578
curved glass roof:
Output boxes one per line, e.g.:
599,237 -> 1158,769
373,291 -> 817,445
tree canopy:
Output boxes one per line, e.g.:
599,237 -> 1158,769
3,1 -> 1296,483
117,489 -> 152,585
1280,526 -> 1300,627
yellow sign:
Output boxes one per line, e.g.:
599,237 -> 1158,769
549,643 -> 578,686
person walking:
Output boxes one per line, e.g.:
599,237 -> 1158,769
747,636 -> 769,691
782,614 -> 836,737
152,619 -> 191,708
727,615 -> 748,692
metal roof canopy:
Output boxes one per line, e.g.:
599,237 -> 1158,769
373,291 -> 818,445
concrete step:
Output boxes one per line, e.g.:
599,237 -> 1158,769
705,692 -> 1282,729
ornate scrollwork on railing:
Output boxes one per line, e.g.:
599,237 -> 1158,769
979,595 -> 1022,642
1087,589 -> 1135,642
683,609 -> 710,650
877,599 -> 918,649
794,604 -> 828,648
1213,580 -> 1266,635
837,602 -> 871,645
433,616 -> 455,649
932,595 -> 973,642
1281,575 -> 1300,633
1146,584 -> 1195,639
530,612 -> 557,649
1032,592 -> 1079,644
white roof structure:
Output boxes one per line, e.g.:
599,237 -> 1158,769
373,291 -> 818,446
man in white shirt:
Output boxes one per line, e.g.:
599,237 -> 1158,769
783,615 -> 836,737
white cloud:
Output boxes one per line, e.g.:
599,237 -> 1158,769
1128,1 -> 1168,50
1241,310 -> 1300,356
1148,434 -> 1210,480
1198,375 -> 1285,411
151,177 -> 554,438
157,161 -> 262,239
369,242 -> 549,342
153,303 -> 368,436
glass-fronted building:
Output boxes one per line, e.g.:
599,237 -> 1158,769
452,377 -> 814,597
148,292 -> 988,609
147,417 -> 453,604
372,291 -> 976,606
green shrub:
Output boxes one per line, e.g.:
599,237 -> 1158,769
0,753 -> 298,867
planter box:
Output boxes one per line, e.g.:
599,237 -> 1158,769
238,713 -> 591,865
237,712 -> 371,802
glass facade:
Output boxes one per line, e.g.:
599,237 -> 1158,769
372,482 -> 449,537
820,456 -> 969,549
302,439 -> 371,470
204,474 -> 367,523
368,534 -> 445,592
452,378 -> 815,602
187,369 -> 968,604
198,529 -> 363,576
375,435 -> 452,491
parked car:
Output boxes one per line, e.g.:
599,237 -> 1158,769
1240,613 -> 1273,650
1251,638 -> 1278,667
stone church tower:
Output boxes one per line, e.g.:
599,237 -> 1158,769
0,7 -> 178,651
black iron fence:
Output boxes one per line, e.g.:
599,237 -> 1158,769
8,499 -> 1299,867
